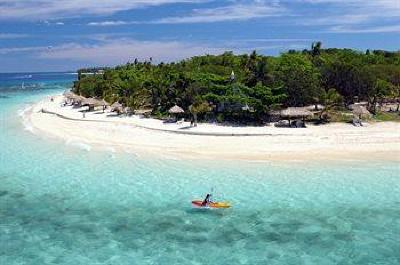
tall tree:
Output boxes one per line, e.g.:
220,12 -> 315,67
275,54 -> 321,106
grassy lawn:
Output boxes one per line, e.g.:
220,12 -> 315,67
373,111 -> 400,122
327,111 -> 354,123
313,110 -> 400,123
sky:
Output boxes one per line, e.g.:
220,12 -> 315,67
0,0 -> 399,72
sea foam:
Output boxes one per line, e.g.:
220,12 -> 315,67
19,105 -> 35,133
65,139 -> 92,152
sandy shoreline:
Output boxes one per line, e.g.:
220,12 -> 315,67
25,95 -> 400,162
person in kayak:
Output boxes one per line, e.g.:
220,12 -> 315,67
201,193 -> 212,206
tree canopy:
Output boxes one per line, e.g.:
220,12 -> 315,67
73,46 -> 400,122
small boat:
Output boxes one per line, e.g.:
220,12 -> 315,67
191,200 -> 231,209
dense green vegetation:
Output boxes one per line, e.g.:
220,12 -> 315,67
73,44 -> 400,123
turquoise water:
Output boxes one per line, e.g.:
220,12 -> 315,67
1,73 -> 399,264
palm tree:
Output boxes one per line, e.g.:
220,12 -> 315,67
189,101 -> 211,127
319,88 -> 343,121
311,41 -> 322,56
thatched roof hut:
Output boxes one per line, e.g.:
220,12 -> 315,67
111,102 -> 124,114
81,98 -> 99,106
111,102 -> 123,109
81,97 -> 105,111
280,107 -> 313,118
168,105 -> 184,114
63,91 -> 75,99
124,107 -> 133,114
71,95 -> 85,105
99,99 -> 109,107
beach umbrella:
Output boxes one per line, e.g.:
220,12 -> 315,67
168,105 -> 184,114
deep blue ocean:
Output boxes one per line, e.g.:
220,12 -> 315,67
0,72 -> 399,264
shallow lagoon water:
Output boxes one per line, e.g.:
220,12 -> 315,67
0,73 -> 399,264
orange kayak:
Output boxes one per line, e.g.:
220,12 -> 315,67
191,200 -> 231,209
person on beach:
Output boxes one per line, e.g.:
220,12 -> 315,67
201,193 -> 212,206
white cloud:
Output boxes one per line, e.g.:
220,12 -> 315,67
0,45 -> 49,54
36,39 -> 227,65
285,0 -> 400,33
236,38 -> 313,43
299,0 -> 399,10
42,20 -> 65,25
87,1 -> 284,25
0,36 -> 313,65
330,24 -> 400,33
0,33 -> 29,39
294,0 -> 400,23
299,14 -> 371,26
88,20 -> 130,26
154,1 -> 284,23
0,0 -> 208,20
84,0 -> 399,30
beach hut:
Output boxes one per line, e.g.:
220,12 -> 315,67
81,98 -> 99,111
168,105 -> 184,121
111,102 -> 124,115
71,95 -> 85,107
168,105 -> 184,114
99,99 -> 109,106
63,91 -> 75,99
280,107 -> 313,127
98,99 -> 109,112
62,91 -> 75,105
124,107 -> 134,116
111,102 -> 123,109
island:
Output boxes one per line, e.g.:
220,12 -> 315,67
28,45 -> 400,161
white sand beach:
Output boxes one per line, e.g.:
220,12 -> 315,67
26,95 -> 400,161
